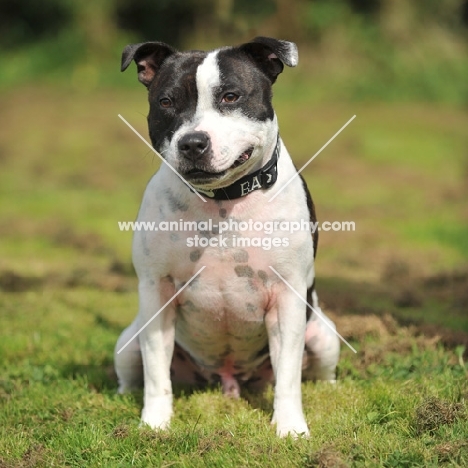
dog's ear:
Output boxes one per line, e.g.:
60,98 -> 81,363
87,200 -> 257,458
239,37 -> 298,83
121,42 -> 177,87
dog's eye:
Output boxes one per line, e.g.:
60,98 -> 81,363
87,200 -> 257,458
160,98 -> 173,108
222,93 -> 239,103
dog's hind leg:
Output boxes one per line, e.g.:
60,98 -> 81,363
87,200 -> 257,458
302,293 -> 340,382
114,320 -> 143,393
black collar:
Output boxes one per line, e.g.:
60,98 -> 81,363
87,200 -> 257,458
193,135 -> 280,200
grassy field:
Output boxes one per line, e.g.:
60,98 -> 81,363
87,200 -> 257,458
0,86 -> 467,466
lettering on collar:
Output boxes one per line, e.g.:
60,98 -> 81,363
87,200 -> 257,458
192,135 -> 280,201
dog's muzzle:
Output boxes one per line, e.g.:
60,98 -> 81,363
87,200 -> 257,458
178,131 -> 211,163
178,131 -> 254,182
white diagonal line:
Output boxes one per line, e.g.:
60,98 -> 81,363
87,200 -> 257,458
118,114 -> 207,203
268,115 -> 356,202
117,266 -> 206,354
269,266 -> 357,353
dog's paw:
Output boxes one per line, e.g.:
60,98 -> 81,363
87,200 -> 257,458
140,396 -> 173,430
272,412 -> 310,438
274,421 -> 310,438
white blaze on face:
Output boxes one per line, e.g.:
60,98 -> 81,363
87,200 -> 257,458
193,50 -> 230,164
168,49 -> 278,184
195,51 -> 221,117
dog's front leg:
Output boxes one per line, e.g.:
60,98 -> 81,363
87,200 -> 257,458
138,279 -> 176,430
266,287 -> 310,438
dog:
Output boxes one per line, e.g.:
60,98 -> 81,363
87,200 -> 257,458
114,37 -> 340,437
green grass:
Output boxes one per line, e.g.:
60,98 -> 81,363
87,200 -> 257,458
1,87 -> 468,466
1,291 -> 467,466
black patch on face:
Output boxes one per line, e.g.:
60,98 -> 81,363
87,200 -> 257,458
215,49 -> 275,122
147,51 -> 207,151
219,208 -> 227,218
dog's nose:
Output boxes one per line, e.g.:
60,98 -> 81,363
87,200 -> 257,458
178,132 -> 211,161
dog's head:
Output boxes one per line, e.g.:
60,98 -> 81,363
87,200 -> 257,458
121,37 -> 298,190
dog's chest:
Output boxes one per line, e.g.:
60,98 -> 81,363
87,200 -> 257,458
167,213 -> 280,370
174,252 -> 271,370
137,186 -> 309,371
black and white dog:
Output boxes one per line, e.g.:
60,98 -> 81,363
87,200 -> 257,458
115,37 -> 339,437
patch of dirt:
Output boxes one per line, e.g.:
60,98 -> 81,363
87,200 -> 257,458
320,264 -> 468,356
108,259 -> 135,277
423,270 -> 468,307
59,407 -> 74,422
0,219 -> 112,256
0,261 -> 136,293
112,424 -> 129,439
328,309 -> 467,380
330,313 -> 395,341
414,397 -> 466,435
17,444 -> 50,468
388,264 -> 468,311
306,445 -> 348,468
330,312 -> 444,371
63,267 -> 135,292
356,333 -> 440,369
435,440 -> 468,463
413,324 -> 468,358
49,226 -> 111,255
0,270 -> 43,293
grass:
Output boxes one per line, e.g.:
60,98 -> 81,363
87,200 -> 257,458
1,297 -> 467,466
1,85 -> 468,466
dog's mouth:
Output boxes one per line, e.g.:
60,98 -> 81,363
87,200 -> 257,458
231,147 -> 254,168
184,147 -> 254,180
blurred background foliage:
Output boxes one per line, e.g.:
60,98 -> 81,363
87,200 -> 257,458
1,0 -> 467,103
0,0 -> 467,333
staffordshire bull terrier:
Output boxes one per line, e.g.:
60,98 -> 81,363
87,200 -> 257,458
115,36 -> 340,437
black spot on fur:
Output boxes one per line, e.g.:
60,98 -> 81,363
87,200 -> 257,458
146,51 -> 207,150
166,189 -> 189,212
298,173 -> 318,258
190,250 -> 201,262
246,303 -> 257,313
258,270 -> 268,285
235,265 -> 254,278
247,279 -> 258,292
233,250 -> 249,263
